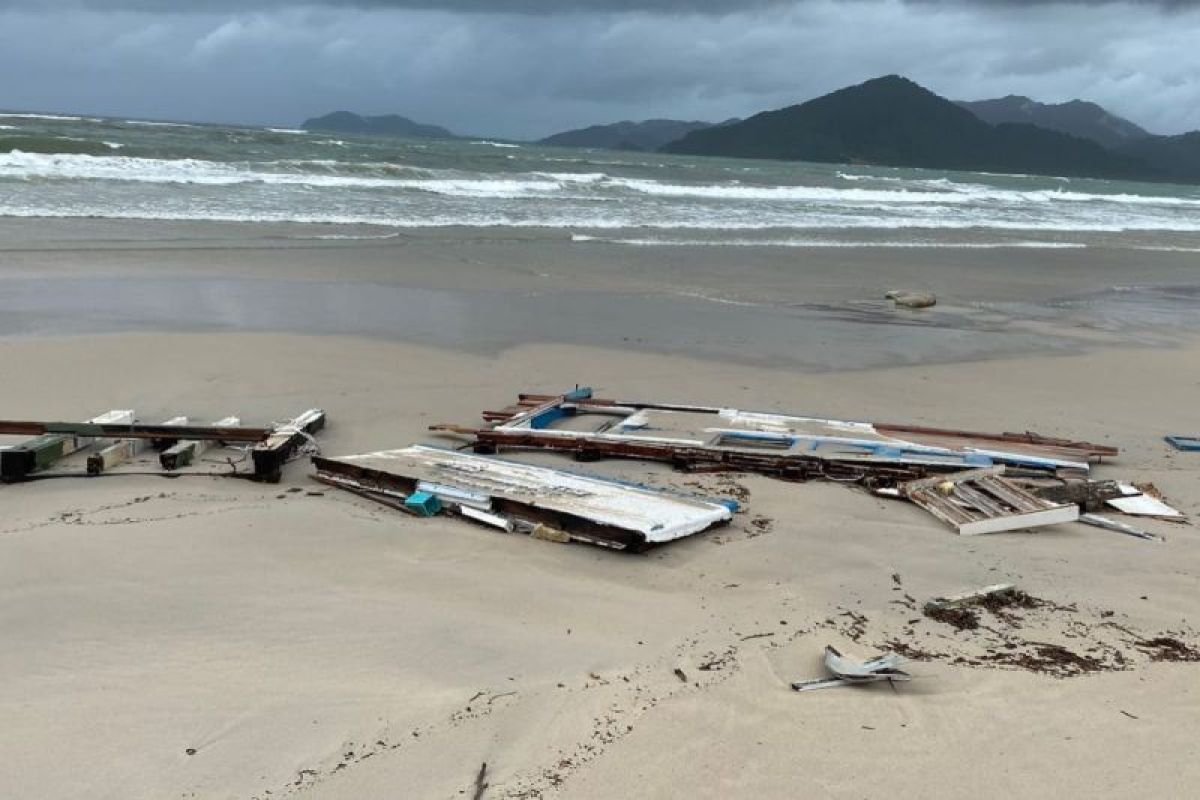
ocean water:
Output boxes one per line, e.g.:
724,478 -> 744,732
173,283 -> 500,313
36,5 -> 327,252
3,111 -> 1200,247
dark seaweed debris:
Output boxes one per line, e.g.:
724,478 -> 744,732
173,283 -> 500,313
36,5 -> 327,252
1136,637 -> 1200,662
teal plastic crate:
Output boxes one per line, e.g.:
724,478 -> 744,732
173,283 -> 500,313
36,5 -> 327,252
404,491 -> 442,517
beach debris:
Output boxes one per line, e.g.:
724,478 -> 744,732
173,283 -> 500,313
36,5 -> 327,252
924,583 -> 1018,614
922,584 -> 1034,629
1105,482 -> 1182,518
432,388 -> 1112,487
1078,513 -> 1162,542
251,408 -> 326,483
900,466 -> 1079,535
403,490 -> 442,517
472,762 -> 488,800
1164,435 -> 1200,452
312,444 -> 736,551
0,410 -> 325,481
791,645 -> 911,691
87,415 -> 188,475
1,409 -> 134,481
161,416 -> 241,470
885,290 -> 937,309
531,523 -> 572,543
0,417 -> 271,444
1026,477 -> 1124,512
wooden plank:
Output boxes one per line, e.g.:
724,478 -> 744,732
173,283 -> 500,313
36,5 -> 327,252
250,408 -> 326,483
88,416 -> 188,474
901,465 -> 1005,492
959,505 -> 1079,536
979,477 -> 1045,513
953,483 -> 1011,517
160,417 -> 240,470
903,467 -> 1078,535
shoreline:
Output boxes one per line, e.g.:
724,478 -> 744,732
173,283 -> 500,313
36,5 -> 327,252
3,217 -> 1200,373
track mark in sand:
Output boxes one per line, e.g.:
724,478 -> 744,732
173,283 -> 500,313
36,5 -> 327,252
504,641 -> 743,798
0,491 -> 269,534
262,632 -> 751,799
260,689 -> 523,799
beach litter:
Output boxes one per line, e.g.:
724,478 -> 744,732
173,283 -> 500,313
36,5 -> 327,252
88,415 -> 188,474
0,408 -> 324,483
900,466 -> 1079,535
432,387 -> 1111,486
885,289 -> 936,309
312,444 -> 737,551
0,409 -> 135,481
791,645 -> 911,692
1164,435 -> 1200,452
1104,482 -> 1182,518
1078,513 -> 1162,542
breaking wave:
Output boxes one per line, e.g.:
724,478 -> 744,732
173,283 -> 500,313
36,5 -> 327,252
2,116 -> 1200,236
570,235 -> 1090,248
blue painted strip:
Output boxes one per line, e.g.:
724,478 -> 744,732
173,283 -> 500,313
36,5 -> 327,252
530,407 -> 567,430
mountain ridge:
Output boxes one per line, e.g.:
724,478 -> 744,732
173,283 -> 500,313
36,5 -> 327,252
302,111 -> 456,140
956,95 -> 1149,149
662,76 -> 1180,183
539,118 -> 733,152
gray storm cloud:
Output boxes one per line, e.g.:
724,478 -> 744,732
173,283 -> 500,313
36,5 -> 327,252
1,0 -> 1197,138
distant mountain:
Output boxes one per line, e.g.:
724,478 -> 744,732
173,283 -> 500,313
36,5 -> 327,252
302,111 -> 456,140
957,95 -> 1149,150
540,119 -> 731,152
1116,131 -> 1200,182
663,75 -> 1158,181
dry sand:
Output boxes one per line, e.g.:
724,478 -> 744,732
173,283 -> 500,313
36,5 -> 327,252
1,220 -> 1199,799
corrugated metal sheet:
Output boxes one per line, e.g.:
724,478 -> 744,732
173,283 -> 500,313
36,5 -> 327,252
326,445 -> 735,544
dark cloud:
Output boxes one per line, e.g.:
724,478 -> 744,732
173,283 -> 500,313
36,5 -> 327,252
2,0 -> 1197,8
0,0 -> 1197,137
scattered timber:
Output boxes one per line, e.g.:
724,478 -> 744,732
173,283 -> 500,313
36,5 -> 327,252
901,466 -> 1079,535
312,445 -> 736,551
432,388 -> 1111,488
161,417 -> 241,470
87,416 -> 188,475
1,410 -> 134,482
512,390 -> 1115,461
251,408 -> 326,483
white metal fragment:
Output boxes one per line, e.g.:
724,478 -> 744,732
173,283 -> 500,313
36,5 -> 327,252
1105,483 -> 1183,518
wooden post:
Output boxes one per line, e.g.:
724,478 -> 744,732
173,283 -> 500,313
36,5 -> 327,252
160,417 -> 240,470
1,409 -> 134,481
251,408 -> 325,483
88,416 -> 188,475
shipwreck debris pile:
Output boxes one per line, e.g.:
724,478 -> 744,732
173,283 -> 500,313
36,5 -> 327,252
0,408 -> 324,483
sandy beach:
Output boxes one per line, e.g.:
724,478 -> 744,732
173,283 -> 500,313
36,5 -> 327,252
2,219 -> 1199,799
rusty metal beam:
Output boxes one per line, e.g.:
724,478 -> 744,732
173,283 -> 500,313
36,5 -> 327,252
0,420 -> 271,443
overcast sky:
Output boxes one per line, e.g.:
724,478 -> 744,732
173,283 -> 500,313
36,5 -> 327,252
1,1 -> 1197,138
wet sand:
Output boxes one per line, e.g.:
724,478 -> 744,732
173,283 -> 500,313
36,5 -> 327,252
1,219 -> 1199,799
2,218 -> 1200,371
